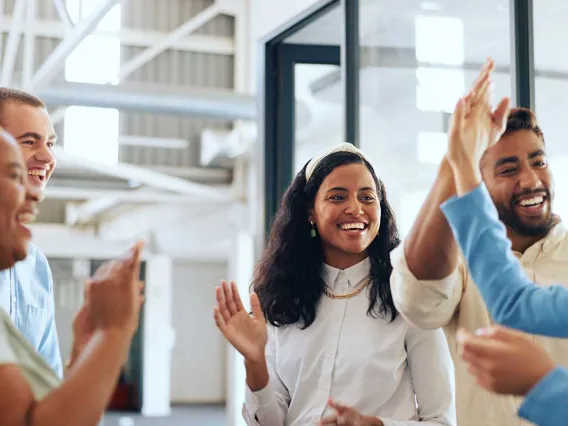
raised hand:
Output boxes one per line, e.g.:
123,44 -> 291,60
214,280 -> 267,363
457,326 -> 555,396
448,59 -> 510,171
318,400 -> 383,426
87,241 -> 145,336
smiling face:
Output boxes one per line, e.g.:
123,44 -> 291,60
309,162 -> 381,269
481,129 -> 553,244
1,101 -> 57,195
0,130 -> 40,270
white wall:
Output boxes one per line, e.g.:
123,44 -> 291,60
170,260 -> 228,403
247,0 -> 322,92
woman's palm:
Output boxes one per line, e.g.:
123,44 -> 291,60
223,308 -> 267,361
214,281 -> 267,362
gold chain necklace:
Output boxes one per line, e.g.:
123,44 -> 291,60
323,277 -> 372,299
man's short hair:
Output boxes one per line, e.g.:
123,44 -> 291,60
0,87 -> 45,125
502,108 -> 544,143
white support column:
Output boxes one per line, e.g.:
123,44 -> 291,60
1,0 -> 26,87
22,0 -> 35,86
141,254 -> 175,417
0,0 -> 5,62
52,0 -> 73,30
26,0 -> 125,91
49,1 -> 222,125
226,228 -> 254,426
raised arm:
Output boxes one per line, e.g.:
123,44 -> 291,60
403,60 -> 494,280
214,281 -> 290,426
0,242 -> 143,426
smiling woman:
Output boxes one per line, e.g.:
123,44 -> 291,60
213,143 -> 456,426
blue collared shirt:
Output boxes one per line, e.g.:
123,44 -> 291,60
0,244 -> 63,377
441,182 -> 568,426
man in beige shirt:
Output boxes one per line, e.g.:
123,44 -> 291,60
390,61 -> 568,426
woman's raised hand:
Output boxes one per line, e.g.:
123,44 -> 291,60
214,280 -> 267,363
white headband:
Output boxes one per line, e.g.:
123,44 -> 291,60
305,142 -> 372,181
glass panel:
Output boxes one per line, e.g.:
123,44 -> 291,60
294,63 -> 344,173
285,5 -> 342,45
534,1 -> 568,219
358,0 -> 512,237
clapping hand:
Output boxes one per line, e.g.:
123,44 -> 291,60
213,280 -> 267,363
318,400 -> 383,426
446,58 -> 510,194
458,326 -> 555,396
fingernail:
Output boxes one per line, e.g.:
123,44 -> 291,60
475,327 -> 490,335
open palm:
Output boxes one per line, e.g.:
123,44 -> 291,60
214,280 -> 267,363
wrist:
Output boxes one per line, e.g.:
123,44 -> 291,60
450,161 -> 482,196
244,356 -> 269,391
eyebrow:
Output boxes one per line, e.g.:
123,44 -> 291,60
326,186 -> 376,192
528,149 -> 545,159
16,132 -> 58,141
495,149 -> 546,168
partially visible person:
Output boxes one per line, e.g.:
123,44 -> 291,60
458,326 -> 565,426
0,87 -> 62,375
0,127 -> 145,426
214,143 -> 456,426
438,74 -> 568,425
389,58 -> 568,426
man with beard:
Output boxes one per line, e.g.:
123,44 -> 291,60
0,88 -> 62,376
389,60 -> 568,426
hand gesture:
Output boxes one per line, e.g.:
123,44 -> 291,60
318,400 -> 383,426
447,58 -> 510,172
86,241 -> 144,336
458,326 -> 555,396
214,280 -> 267,363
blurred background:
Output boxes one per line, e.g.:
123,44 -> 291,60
0,0 -> 559,424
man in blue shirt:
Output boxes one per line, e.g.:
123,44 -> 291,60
438,73 -> 567,426
0,88 -> 62,376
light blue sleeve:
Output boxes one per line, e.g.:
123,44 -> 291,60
440,183 -> 568,337
34,250 -> 63,377
519,366 -> 568,426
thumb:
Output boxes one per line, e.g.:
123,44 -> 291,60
492,97 -> 511,135
250,292 -> 265,322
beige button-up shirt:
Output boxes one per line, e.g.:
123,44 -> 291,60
390,222 -> 568,426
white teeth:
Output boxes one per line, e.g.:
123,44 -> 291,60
18,213 -> 36,224
518,196 -> 544,207
28,169 -> 46,177
340,222 -> 365,230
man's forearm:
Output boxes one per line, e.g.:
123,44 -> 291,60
404,157 -> 460,279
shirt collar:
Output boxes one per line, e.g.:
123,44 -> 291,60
512,220 -> 568,257
321,257 -> 371,290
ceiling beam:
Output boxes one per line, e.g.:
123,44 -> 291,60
0,0 -> 26,87
26,0 -> 126,91
0,16 -> 233,55
52,0 -> 74,30
50,1 -> 223,125
53,145 -> 232,200
37,82 -> 256,120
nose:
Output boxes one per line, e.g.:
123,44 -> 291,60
518,168 -> 543,191
344,197 -> 363,216
34,142 -> 56,166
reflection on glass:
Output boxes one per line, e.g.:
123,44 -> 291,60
534,1 -> 568,220
294,64 -> 343,173
358,0 -> 511,238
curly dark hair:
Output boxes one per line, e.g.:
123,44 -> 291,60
252,151 -> 400,329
